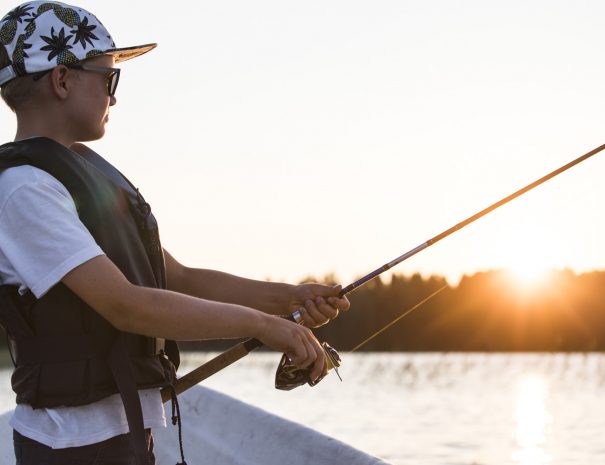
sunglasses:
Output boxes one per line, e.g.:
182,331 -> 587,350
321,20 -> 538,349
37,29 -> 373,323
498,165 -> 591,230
31,64 -> 121,97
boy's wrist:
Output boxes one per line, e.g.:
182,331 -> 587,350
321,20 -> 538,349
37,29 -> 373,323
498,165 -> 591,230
251,311 -> 277,342
262,281 -> 296,315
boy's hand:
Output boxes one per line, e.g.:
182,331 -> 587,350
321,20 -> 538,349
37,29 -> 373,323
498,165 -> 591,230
288,283 -> 350,328
256,314 -> 328,382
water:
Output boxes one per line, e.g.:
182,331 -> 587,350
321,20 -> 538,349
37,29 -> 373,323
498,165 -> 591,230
2,352 -> 605,465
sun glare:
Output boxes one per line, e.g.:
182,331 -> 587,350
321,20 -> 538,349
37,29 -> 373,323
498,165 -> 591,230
505,263 -> 551,292
492,224 -> 560,294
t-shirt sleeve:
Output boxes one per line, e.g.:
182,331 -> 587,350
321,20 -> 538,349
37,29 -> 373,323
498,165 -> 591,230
0,174 -> 104,298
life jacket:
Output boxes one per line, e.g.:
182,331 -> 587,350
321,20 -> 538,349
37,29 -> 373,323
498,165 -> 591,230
0,137 -> 181,465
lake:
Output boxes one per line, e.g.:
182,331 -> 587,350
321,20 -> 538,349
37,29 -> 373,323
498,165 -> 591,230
2,352 -> 605,464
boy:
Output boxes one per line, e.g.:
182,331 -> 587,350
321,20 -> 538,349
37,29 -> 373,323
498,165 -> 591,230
0,2 -> 349,464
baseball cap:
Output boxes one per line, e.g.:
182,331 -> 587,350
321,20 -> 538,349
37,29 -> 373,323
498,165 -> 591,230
0,1 -> 156,86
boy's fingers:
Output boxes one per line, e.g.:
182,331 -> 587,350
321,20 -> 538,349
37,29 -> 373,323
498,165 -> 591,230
316,296 -> 338,319
289,334 -> 309,366
307,340 -> 326,381
327,296 -> 350,312
303,299 -> 329,327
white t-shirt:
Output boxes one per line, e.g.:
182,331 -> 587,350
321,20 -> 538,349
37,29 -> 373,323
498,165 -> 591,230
0,165 -> 166,448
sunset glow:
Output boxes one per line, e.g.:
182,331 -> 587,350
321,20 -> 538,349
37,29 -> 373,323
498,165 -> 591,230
504,266 -> 552,294
487,222 -> 562,295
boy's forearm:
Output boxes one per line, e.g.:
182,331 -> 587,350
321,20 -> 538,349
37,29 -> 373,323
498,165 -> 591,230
116,284 -> 270,341
169,267 -> 295,315
62,255 -> 271,341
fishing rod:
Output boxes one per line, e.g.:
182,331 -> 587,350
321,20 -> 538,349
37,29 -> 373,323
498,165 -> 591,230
161,142 -> 605,402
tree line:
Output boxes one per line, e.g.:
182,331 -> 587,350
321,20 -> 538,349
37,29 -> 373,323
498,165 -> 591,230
311,269 -> 605,352
2,269 -> 605,354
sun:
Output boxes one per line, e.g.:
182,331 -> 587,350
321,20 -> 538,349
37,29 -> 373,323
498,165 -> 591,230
482,220 -> 560,294
506,261 -> 551,288
493,242 -> 556,295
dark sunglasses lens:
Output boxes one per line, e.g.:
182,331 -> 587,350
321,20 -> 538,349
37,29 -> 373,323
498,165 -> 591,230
108,71 -> 119,96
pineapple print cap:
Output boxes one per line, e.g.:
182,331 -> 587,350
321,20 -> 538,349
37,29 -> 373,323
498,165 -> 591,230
0,1 -> 156,86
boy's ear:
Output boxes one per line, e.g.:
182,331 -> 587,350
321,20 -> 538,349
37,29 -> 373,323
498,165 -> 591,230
49,65 -> 71,100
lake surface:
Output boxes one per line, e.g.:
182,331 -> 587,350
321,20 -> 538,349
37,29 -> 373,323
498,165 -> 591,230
2,352 -> 605,465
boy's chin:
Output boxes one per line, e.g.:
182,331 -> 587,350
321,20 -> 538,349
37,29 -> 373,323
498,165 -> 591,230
79,127 -> 106,143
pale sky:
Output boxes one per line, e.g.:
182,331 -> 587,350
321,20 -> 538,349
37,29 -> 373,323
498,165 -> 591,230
2,0 -> 605,287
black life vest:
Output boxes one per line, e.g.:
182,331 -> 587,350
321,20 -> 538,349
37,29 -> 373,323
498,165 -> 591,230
0,137 -> 181,464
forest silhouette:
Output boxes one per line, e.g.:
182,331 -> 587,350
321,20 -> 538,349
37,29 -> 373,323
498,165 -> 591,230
2,269 -> 605,353
310,269 -> 605,352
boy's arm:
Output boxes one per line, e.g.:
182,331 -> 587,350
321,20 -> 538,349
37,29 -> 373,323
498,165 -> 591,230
62,255 -> 327,380
163,249 -> 350,327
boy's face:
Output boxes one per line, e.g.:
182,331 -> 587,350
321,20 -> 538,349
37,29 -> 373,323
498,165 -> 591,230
66,54 -> 117,142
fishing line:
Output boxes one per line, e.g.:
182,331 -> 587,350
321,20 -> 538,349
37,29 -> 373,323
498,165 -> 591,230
275,284 -> 449,388
348,284 -> 448,353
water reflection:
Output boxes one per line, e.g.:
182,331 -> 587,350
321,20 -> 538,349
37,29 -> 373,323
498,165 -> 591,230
170,353 -> 605,465
512,375 -> 551,465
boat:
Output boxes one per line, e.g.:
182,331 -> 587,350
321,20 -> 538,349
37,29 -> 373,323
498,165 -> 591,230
0,384 -> 390,465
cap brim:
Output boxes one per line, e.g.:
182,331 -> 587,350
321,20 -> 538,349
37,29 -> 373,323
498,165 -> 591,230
106,43 -> 157,63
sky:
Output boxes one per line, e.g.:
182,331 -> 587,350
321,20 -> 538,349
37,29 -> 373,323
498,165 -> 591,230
2,0 -> 605,287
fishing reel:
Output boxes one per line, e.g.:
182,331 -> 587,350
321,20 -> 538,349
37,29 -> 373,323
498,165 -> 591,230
275,342 -> 342,390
